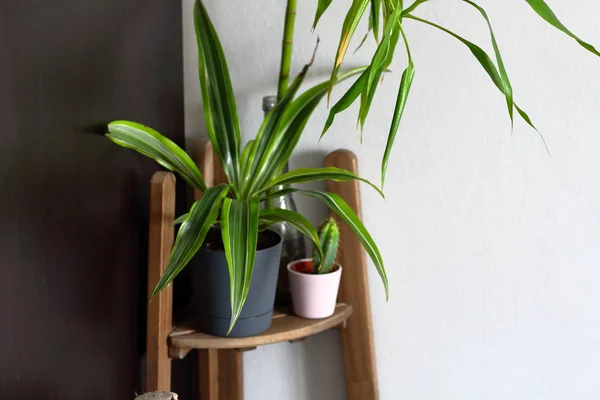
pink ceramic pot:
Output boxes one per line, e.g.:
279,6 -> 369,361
287,258 -> 342,319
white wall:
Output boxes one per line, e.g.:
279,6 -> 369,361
182,0 -> 600,398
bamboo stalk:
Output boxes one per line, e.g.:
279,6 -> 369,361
277,0 -> 297,101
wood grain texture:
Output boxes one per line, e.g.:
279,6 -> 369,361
195,139 -> 243,400
325,150 -> 379,400
146,172 -> 176,392
170,304 -> 352,351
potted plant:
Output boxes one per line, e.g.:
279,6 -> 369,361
106,1 -> 387,337
105,0 -> 598,337
288,218 -> 343,319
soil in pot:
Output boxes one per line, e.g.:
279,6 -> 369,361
187,226 -> 283,338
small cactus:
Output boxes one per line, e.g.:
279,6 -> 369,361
312,217 -> 340,274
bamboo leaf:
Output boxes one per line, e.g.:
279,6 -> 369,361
259,208 -> 323,264
152,184 -> 229,297
266,167 -> 385,198
329,0 -> 371,95
106,121 -> 207,191
195,0 -> 241,187
313,0 -> 334,29
322,69 -> 370,136
221,197 -> 260,335
461,0 -> 514,125
524,0 -> 600,57
382,63 -> 415,188
370,0 -> 382,42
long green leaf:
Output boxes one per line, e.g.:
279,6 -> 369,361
360,7 -> 403,130
282,67 -> 367,129
383,63 -> 414,188
106,121 -> 207,191
525,0 -> 600,57
404,15 -> 541,131
401,0 -> 429,16
266,167 -> 385,198
259,208 -> 323,264
195,0 -> 241,187
370,0 -> 382,41
461,0 -> 514,125
322,68 -> 370,136
246,66 -> 366,196
267,188 -> 389,299
221,197 -> 260,334
313,0 -> 334,29
152,184 -> 229,297
329,0 -> 371,96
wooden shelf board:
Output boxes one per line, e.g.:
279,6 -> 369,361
169,303 -> 352,354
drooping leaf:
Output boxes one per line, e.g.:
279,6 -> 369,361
360,7 -> 403,130
370,0 -> 382,42
281,67 -> 367,129
195,0 -> 241,187
259,208 -> 323,264
322,68 -> 370,136
221,197 -> 260,334
329,0 -> 371,95
404,15 -> 535,127
266,188 -> 389,299
524,0 -> 600,57
382,63 -> 414,188
313,0 -> 334,29
152,184 -> 229,297
106,121 -> 207,191
461,0 -> 514,125
266,167 -> 385,198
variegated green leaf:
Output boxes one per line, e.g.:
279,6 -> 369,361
221,197 -> 260,334
195,0 -> 241,187
152,184 -> 229,297
106,121 -> 207,191
265,167 -> 385,198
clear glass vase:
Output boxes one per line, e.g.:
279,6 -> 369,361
262,95 -> 306,305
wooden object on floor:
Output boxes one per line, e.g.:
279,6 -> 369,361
194,140 -> 243,400
145,172 -> 176,393
169,303 -> 352,353
325,150 -> 379,400
135,392 -> 178,400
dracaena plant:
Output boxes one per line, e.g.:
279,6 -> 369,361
106,1 -> 387,334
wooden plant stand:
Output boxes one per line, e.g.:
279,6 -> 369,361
145,142 -> 379,399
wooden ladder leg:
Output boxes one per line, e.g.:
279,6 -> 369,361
195,140 -> 244,400
146,172 -> 176,392
325,150 -> 379,400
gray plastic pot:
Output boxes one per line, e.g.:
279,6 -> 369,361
188,229 -> 282,337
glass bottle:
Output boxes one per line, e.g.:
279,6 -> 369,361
262,95 -> 306,305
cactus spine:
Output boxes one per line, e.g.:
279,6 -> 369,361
312,217 -> 340,274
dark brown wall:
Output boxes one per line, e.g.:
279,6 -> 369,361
0,1 -> 184,398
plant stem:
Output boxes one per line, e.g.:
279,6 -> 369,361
277,0 -> 297,101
